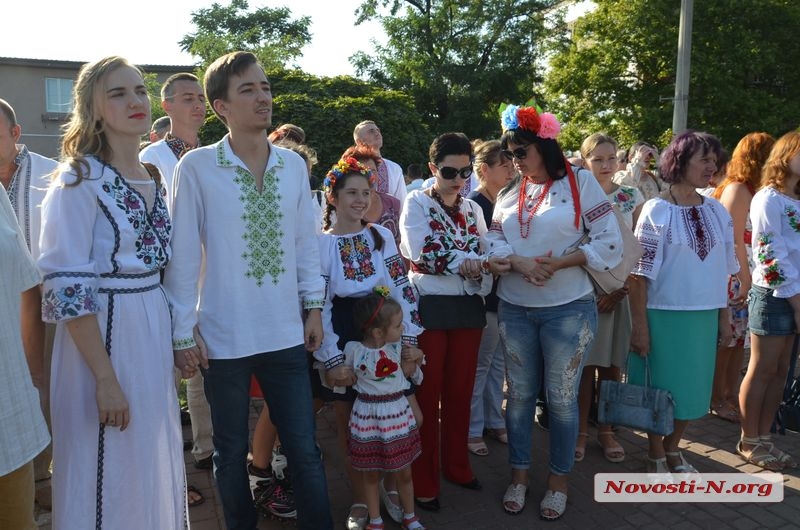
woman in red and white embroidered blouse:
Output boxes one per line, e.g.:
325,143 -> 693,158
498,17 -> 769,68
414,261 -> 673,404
484,103 -> 622,520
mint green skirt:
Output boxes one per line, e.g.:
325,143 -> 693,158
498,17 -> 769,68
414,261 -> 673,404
627,309 -> 718,421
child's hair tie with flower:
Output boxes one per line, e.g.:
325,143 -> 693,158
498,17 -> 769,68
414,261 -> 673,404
373,285 -> 390,298
323,156 -> 375,193
499,99 -> 561,140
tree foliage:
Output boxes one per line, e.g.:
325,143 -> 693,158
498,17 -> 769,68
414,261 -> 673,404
352,0 -> 560,139
179,0 -> 311,70
199,69 -> 430,184
543,0 -> 800,151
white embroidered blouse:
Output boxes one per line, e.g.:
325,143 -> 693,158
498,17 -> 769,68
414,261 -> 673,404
632,197 -> 738,309
750,187 -> 800,298
485,167 -> 623,307
315,224 -> 423,369
400,190 -> 492,297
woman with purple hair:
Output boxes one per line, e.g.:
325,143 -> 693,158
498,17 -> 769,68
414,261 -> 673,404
628,131 -> 738,477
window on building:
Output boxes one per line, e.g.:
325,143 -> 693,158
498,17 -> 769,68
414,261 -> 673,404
45,78 -> 73,113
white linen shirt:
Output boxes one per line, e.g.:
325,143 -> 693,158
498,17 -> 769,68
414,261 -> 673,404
0,185 -> 49,475
5,145 -> 58,260
486,167 -> 623,307
163,137 -> 325,359
382,157 -> 408,206
139,140 -> 178,208
400,190 -> 492,297
750,187 -> 800,298
632,197 -> 737,309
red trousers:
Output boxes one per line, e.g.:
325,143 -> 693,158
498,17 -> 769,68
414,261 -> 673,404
411,327 -> 483,498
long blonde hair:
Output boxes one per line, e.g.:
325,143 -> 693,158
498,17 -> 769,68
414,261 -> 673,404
60,56 -> 143,184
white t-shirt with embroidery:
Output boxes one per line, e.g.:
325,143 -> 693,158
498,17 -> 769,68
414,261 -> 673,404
750,187 -> 800,298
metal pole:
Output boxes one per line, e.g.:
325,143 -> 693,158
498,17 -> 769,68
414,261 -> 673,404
672,0 -> 693,135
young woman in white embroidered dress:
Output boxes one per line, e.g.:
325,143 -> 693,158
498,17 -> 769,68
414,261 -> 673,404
37,56 -> 192,530
737,131 -> 800,470
574,133 -> 644,464
315,157 -> 424,529
346,292 -> 425,530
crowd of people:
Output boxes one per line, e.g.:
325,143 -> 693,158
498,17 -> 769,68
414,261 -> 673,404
2,49 -> 800,530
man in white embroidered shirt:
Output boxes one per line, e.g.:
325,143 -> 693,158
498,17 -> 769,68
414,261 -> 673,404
163,51 -> 332,530
353,119 -> 408,205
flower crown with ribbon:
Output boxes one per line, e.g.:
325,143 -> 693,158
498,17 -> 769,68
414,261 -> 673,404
499,100 -> 561,140
323,156 -> 375,194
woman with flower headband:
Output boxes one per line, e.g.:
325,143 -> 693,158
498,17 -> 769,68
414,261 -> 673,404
737,131 -> 800,471
342,144 -> 403,246
483,103 -> 621,520
399,132 -> 493,512
627,131 -> 736,478
573,133 -> 645,464
315,157 -> 424,529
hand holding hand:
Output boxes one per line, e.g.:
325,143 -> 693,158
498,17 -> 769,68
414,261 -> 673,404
458,259 -> 483,281
304,309 -> 323,352
401,344 -> 423,363
487,256 -> 512,275
324,364 -> 356,388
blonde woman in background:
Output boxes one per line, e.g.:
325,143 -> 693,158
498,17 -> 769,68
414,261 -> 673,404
574,133 -> 644,464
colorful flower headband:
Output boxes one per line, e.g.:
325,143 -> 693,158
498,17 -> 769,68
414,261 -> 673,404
499,100 -> 561,140
323,156 -> 375,193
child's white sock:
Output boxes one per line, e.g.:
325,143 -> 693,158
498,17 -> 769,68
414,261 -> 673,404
369,516 -> 384,526
403,512 -> 424,529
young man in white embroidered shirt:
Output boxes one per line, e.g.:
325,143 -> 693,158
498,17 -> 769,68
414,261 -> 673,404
354,120 -> 408,205
139,73 -> 206,202
163,51 -> 333,530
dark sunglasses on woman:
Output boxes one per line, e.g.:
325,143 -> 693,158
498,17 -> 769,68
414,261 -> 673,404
437,164 -> 474,180
501,145 -> 530,161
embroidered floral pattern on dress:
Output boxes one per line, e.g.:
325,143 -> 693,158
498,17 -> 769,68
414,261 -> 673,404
634,221 -> 660,274
42,282 -> 100,321
755,233 -> 785,286
385,255 -> 407,286
374,350 -> 399,379
402,286 -> 416,305
101,173 -> 170,271
785,206 -> 800,233
612,186 -> 638,215
231,153 -> 286,286
414,206 -> 481,274
338,234 -> 376,282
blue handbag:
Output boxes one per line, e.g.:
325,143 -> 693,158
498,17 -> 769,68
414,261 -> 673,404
598,357 -> 675,436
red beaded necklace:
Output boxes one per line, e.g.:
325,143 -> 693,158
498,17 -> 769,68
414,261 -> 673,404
517,177 -> 552,239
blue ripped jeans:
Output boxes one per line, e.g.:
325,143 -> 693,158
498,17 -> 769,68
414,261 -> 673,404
498,296 -> 597,475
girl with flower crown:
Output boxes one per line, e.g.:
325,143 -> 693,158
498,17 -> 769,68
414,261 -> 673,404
315,157 -> 424,529
484,104 -> 622,520
344,291 -> 425,530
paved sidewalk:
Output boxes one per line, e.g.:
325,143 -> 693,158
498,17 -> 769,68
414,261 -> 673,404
185,399 -> 800,530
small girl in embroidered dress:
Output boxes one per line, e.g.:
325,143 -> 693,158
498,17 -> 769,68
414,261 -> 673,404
347,291 -> 425,530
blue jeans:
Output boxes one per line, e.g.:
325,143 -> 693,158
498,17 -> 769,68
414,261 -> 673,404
498,297 -> 597,475
469,311 -> 506,438
203,344 -> 332,530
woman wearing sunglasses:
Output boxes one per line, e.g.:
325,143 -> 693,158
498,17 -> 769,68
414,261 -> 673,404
399,132 -> 494,512
484,103 -> 622,520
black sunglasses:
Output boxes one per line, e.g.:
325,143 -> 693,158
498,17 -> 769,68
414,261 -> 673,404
437,164 -> 473,180
501,145 -> 531,161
